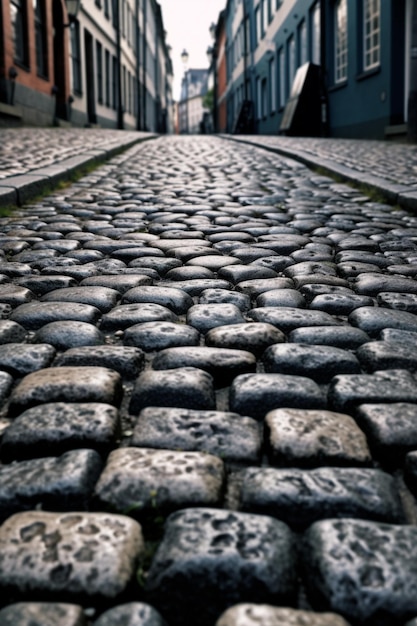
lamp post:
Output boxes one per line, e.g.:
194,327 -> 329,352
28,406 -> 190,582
64,0 -> 81,26
180,48 -> 189,133
208,22 -> 218,133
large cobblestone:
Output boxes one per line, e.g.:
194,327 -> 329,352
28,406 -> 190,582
1,134 -> 417,625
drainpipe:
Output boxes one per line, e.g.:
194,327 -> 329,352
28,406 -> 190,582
114,0 -> 124,128
135,0 -> 141,129
142,0 -> 147,130
408,0 -> 417,141
319,0 -> 329,136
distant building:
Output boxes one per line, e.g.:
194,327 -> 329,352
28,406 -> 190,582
178,68 -> 210,134
0,0 -> 173,131
211,0 -> 416,140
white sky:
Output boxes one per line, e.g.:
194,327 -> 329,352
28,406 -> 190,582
158,0 -> 226,100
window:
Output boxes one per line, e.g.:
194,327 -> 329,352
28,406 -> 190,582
335,0 -> 348,83
287,36 -> 296,91
256,76 -> 261,120
262,0 -> 268,35
10,0 -> 28,66
96,41 -> 103,104
276,0 -> 282,9
105,49 -> 111,106
112,55 -> 118,109
261,78 -> 267,118
267,0 -> 272,22
70,21 -> 82,94
104,0 -> 110,18
34,0 -> 48,77
310,1 -> 320,65
278,46 -> 285,108
255,6 -> 262,45
364,0 -> 380,70
298,20 -> 307,66
269,56 -> 276,113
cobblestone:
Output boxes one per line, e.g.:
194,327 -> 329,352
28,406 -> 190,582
1,133 -> 417,625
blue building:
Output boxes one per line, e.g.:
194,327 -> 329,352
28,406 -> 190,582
218,0 -> 414,140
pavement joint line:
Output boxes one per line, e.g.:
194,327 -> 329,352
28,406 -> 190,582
221,134 -> 413,211
0,133 -> 158,210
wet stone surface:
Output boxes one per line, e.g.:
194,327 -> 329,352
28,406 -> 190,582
0,602 -> 87,626
1,134 -> 417,624
93,448 -> 225,519
131,407 -> 261,464
302,518 -> 417,625
144,508 -> 296,626
0,510 -> 144,603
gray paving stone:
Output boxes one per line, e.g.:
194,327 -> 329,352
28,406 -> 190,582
205,322 -> 285,356
80,274 -> 153,293
265,408 -> 371,467
357,340 -> 417,372
94,448 -> 224,520
93,602 -> 167,626
377,291 -> 417,313
199,288 -> 251,311
0,303 -> 12,318
0,602 -> 86,626
40,287 -> 120,314
165,265 -> 215,280
288,326 -> 370,348
236,277 -> 293,297
380,328 -> 417,344
129,367 -> 215,414
0,343 -> 55,376
158,279 -> 232,296
215,604 -> 351,626
248,307 -> 340,333
152,347 -> 256,385
255,289 -> 305,308
128,257 -> 182,276
131,407 -> 261,463
230,373 -> 326,420
187,304 -> 245,334
218,263 -> 277,284
0,262 -> 33,277
310,293 -> 375,315
145,508 -> 296,626
355,273 -> 417,296
0,370 -> 14,405
100,303 -> 177,331
239,466 -> 403,528
8,366 -> 123,417
121,286 -> 194,315
0,510 -> 143,603
33,321 -> 105,350
1,402 -> 120,461
329,370 -> 417,412
0,284 -> 34,307
0,449 -> 102,521
355,403 -> 417,465
54,346 -> 144,379
123,321 -> 200,352
349,306 -> 417,337
302,518 -> 417,625
263,344 -> 360,383
10,302 -> 101,330
299,283 -> 354,302
15,275 -> 78,296
0,320 -> 26,343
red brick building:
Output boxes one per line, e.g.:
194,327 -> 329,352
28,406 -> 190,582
0,0 -> 72,126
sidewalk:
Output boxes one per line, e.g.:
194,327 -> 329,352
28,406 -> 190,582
0,128 -> 156,208
224,135 -> 417,211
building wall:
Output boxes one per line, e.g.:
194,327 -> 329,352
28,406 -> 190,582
0,0 -> 173,130
218,0 -> 411,140
0,0 -> 70,126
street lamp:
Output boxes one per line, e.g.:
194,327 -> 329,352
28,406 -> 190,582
64,0 -> 81,25
180,49 -> 189,133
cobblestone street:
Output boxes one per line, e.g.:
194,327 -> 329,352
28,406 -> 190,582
2,133 -> 417,625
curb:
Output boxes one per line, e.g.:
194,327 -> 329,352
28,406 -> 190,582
221,135 -> 417,212
0,134 -> 157,209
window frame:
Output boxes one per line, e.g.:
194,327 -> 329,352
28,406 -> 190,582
334,0 -> 348,84
34,0 -> 48,78
70,20 -> 82,95
10,0 -> 29,68
363,0 -> 380,71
